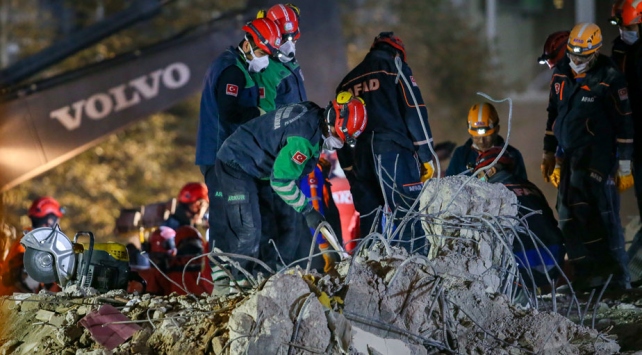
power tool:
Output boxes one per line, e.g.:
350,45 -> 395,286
20,226 -> 138,293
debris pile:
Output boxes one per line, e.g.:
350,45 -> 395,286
0,176 -> 623,354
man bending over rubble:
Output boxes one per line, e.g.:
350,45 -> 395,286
475,147 -> 565,292
209,92 -> 367,291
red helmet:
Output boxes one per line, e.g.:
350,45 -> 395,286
326,91 -> 368,148
611,0 -> 642,26
371,32 -> 406,61
28,196 -> 64,218
474,147 -> 515,172
149,226 -> 176,255
264,4 -> 300,41
174,226 -> 203,249
537,31 -> 570,69
178,182 -> 208,204
242,18 -> 282,55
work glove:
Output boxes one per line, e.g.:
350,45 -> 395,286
550,164 -> 561,188
616,160 -> 634,192
420,161 -> 435,183
302,204 -> 325,230
540,151 -> 556,182
318,242 -> 338,273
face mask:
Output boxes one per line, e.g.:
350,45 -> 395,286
278,40 -> 296,62
322,135 -> 344,152
240,42 -> 270,73
569,60 -> 590,74
620,29 -> 639,45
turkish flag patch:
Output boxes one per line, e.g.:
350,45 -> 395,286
619,88 -> 629,101
259,87 -> 265,99
410,76 -> 418,87
226,84 -> 238,97
292,151 -> 307,165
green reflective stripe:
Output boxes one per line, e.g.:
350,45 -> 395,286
290,193 -> 307,211
271,180 -> 296,192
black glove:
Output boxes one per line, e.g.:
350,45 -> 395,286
302,204 -> 325,230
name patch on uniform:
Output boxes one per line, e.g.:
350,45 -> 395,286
619,88 -> 629,101
292,151 -> 307,165
410,76 -> 418,87
554,83 -> 560,95
259,87 -> 265,99
226,84 -> 238,97
581,96 -> 594,102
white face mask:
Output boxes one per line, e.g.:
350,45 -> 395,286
620,29 -> 639,45
322,135 -> 344,152
569,60 -> 590,74
240,42 -> 270,73
278,40 -> 296,63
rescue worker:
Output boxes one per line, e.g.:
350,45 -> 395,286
254,3 -> 306,111
542,22 -> 634,291
474,147 -> 565,291
335,32 -> 432,254
195,18 -> 282,248
610,0 -> 642,260
446,102 -> 527,179
140,226 -> 176,295
210,92 -> 367,285
0,197 -> 64,295
163,182 -> 209,230
166,226 -> 213,295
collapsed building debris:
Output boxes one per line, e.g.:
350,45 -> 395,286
0,176 -> 628,354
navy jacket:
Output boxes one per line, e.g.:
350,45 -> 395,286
446,136 -> 528,180
195,48 -> 261,166
336,49 -> 433,167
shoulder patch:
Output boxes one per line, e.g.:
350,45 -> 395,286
292,151 -> 307,165
410,76 -> 418,87
554,83 -> 560,95
226,84 -> 238,97
619,88 -> 629,101
259,87 -> 265,99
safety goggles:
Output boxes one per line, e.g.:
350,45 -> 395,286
567,52 -> 595,64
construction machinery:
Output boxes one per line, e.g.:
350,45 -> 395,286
20,226 -> 143,293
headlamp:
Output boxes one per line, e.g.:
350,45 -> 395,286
609,15 -> 622,26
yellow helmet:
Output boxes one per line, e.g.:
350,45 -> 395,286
567,22 -> 602,56
467,103 -> 499,137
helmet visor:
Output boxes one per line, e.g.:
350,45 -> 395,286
567,52 -> 596,64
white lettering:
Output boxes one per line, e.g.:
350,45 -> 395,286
332,191 -> 353,204
109,84 -> 141,112
49,62 -> 191,130
49,100 -> 86,130
85,93 -> 113,120
162,62 -> 190,89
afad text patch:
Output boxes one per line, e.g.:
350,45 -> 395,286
292,151 -> 307,165
619,88 -> 629,101
226,84 -> 238,97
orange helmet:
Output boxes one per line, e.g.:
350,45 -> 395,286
611,0 -> 642,26
28,196 -> 64,218
242,18 -> 282,55
178,182 -> 208,204
567,22 -> 602,56
538,31 -> 570,69
371,32 -> 406,61
467,103 -> 499,137
326,91 -> 368,148
261,4 -> 301,41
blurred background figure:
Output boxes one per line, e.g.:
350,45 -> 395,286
167,226 -> 212,295
0,196 -> 64,295
163,182 -> 209,230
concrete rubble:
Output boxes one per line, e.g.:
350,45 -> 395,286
0,176 -> 623,354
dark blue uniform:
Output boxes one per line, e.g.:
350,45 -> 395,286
336,48 -> 433,254
545,54 -> 633,288
446,136 -> 528,179
487,170 -> 565,289
195,47 -> 262,251
212,102 -> 323,276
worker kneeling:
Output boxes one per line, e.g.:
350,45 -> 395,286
475,147 -> 566,292
209,92 -> 367,292
167,226 -> 212,295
